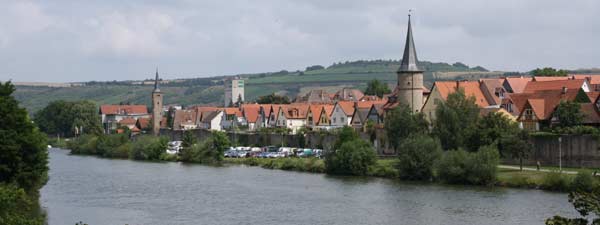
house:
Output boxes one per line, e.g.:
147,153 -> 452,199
306,105 -> 323,129
221,107 -> 243,130
275,104 -> 309,133
117,117 -> 137,130
313,105 -> 335,130
580,103 -> 600,127
294,89 -> 333,104
172,109 -> 198,130
99,105 -> 149,133
350,107 -> 370,131
421,81 -> 489,122
333,88 -> 365,101
199,110 -> 224,131
330,101 -> 355,128
366,103 -> 385,126
241,104 -> 262,131
503,76 -> 532,93
480,78 -> 506,106
515,89 -> 579,131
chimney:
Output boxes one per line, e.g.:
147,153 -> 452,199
562,86 -> 568,94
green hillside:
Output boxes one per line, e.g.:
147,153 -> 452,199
15,60 -> 501,113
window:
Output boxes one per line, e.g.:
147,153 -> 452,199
341,117 -> 345,122
333,117 -> 337,123
524,108 -> 534,120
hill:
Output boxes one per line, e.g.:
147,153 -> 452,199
14,60 -> 500,113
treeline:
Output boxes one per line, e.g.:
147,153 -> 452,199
34,100 -> 103,137
326,60 -> 488,72
0,82 -> 48,224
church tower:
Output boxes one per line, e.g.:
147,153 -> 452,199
152,69 -> 163,135
395,14 -> 424,112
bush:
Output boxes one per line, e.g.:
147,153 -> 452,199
68,135 -> 99,155
130,135 -> 167,160
368,160 -> 400,178
96,134 -> 129,157
541,172 -> 572,192
397,135 -> 442,181
572,171 -> 595,192
435,145 -> 500,185
325,139 -> 377,176
0,184 -> 44,225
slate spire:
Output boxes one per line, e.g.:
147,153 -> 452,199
398,13 -> 423,72
153,67 -> 160,92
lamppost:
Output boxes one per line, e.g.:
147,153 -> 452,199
558,136 -> 562,172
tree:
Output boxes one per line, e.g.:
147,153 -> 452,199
555,101 -> 584,128
333,126 -> 359,150
546,188 -> 600,224
0,81 -> 48,224
384,104 -> 429,150
166,107 -> 175,129
433,89 -> 480,150
467,112 -> 520,151
235,94 -> 243,107
397,135 -> 443,180
435,145 -> 499,185
210,131 -> 231,162
364,79 -> 391,98
34,100 -> 102,137
255,93 -> 291,104
575,89 -> 591,103
325,139 -> 377,176
499,131 -> 533,171
181,130 -> 197,149
305,65 -> 325,71
531,67 -> 568,77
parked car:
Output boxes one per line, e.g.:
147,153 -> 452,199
224,150 -> 237,158
237,151 -> 249,158
250,147 -> 261,152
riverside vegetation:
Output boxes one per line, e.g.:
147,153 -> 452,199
0,82 -> 49,224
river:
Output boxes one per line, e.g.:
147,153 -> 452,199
41,149 -> 578,225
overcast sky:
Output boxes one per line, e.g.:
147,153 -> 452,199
1,0 -> 599,82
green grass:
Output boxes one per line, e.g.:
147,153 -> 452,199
502,164 -> 600,174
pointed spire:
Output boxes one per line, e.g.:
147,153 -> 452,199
398,12 -> 423,72
153,67 -> 160,92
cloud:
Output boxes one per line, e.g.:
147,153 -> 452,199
0,0 -> 599,82
81,10 -> 177,58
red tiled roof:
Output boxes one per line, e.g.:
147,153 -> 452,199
504,76 -> 532,93
512,89 -> 579,120
118,117 -> 137,125
336,101 -> 355,116
523,79 -> 586,93
533,76 -> 570,82
283,104 -> 309,119
572,74 -> 600,85
241,104 -> 261,123
136,118 -> 150,129
224,107 -> 243,117
434,81 -> 489,107
100,105 -> 148,115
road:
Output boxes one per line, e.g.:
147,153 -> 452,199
498,165 -> 581,175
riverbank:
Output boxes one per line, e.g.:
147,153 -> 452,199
224,157 -> 598,192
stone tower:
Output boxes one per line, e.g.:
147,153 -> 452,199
152,69 -> 163,135
395,14 -> 423,112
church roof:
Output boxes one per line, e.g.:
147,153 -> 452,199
398,15 -> 423,72
153,68 -> 161,93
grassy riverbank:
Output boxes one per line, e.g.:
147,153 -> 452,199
225,158 -> 599,192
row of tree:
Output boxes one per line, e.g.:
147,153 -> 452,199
34,100 -> 103,137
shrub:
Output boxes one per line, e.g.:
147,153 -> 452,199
572,171 -> 595,192
159,152 -> 178,162
397,135 -> 442,181
96,134 -> 129,157
130,135 -> 167,160
325,139 -> 377,176
465,145 -> 500,185
435,149 -> 469,184
67,134 -> 99,155
435,145 -> 500,185
541,171 -> 572,192
0,184 -> 44,225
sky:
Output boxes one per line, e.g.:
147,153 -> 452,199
1,0 -> 599,82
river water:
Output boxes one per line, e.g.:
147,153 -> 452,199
41,149 -> 578,225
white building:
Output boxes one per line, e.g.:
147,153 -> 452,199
330,101 -> 355,128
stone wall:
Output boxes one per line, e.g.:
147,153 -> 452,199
504,134 -> 600,168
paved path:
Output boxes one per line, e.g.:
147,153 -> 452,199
498,165 -> 580,175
